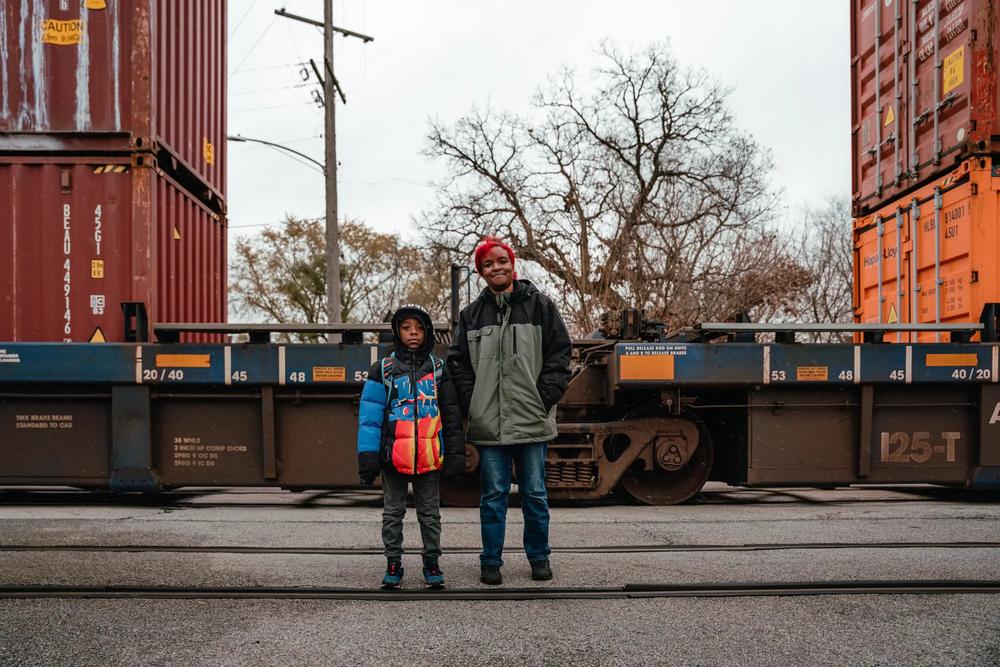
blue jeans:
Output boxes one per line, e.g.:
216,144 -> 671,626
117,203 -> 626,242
478,443 -> 551,567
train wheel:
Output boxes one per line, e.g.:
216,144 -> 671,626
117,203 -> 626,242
439,444 -> 481,507
619,419 -> 713,505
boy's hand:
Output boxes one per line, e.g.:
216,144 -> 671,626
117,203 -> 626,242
443,453 -> 466,479
359,471 -> 377,488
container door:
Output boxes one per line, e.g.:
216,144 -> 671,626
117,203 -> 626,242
911,176 -> 975,340
911,0 -> 975,180
852,0 -> 910,214
854,206 -> 913,341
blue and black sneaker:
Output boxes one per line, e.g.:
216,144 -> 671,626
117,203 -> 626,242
422,560 -> 445,589
381,560 -> 404,590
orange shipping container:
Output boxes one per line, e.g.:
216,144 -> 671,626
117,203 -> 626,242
853,156 -> 1000,341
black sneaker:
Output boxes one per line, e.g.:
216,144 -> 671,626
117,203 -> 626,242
530,559 -> 553,581
480,564 -> 502,586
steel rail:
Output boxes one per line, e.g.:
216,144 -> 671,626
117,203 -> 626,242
0,580 -> 997,601
3,542 -> 998,556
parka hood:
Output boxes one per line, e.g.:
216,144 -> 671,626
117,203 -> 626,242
391,304 -> 435,360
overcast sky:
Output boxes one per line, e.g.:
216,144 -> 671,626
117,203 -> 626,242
226,1 -> 849,243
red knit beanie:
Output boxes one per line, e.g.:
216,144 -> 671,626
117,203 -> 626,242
473,236 -> 517,277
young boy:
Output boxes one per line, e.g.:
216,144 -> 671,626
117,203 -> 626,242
357,304 -> 465,589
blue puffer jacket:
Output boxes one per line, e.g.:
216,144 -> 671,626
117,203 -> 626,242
357,305 -> 465,477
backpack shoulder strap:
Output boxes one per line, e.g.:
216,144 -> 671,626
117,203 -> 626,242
430,354 -> 444,385
381,355 -> 395,394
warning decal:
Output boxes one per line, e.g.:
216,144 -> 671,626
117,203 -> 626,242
887,303 -> 899,324
41,19 -> 83,46
203,138 -> 216,166
883,104 -> 895,127
796,366 -> 829,381
943,46 -> 964,95
313,366 -> 346,382
89,327 -> 106,343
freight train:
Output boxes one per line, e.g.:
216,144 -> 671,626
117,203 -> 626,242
2,0 -> 1000,503
2,303 -> 999,505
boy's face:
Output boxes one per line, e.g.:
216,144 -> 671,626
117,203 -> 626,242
398,317 -> 426,350
480,246 -> 514,293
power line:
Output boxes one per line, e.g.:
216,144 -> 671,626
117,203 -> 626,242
228,0 -> 260,40
229,62 -> 302,76
230,16 -> 278,74
229,101 -> 317,113
229,82 -> 312,97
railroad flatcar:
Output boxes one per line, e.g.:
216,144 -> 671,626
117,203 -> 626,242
2,306 -> 999,505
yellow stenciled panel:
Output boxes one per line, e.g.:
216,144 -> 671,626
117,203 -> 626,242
795,366 -> 828,381
312,366 -> 346,382
619,354 -> 675,381
924,354 -> 978,367
155,354 -> 211,368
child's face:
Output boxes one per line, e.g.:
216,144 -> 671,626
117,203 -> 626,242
399,317 -> 426,350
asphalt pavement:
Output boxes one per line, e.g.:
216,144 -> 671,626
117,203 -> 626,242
0,484 -> 998,666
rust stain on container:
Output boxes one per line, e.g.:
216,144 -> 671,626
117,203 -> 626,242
851,0 -> 998,216
0,157 -> 227,343
0,0 -> 227,200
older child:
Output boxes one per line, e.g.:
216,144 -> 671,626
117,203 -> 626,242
357,304 -> 465,589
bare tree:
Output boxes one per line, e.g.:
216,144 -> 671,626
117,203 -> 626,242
421,41 -> 808,334
789,196 -> 854,339
229,216 -> 434,339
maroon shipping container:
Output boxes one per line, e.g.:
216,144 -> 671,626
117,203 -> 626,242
0,0 -> 227,203
851,0 -> 999,216
0,156 -> 226,343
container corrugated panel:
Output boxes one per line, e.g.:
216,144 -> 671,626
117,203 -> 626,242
0,156 -> 226,343
853,156 -> 999,341
851,0 -> 999,217
0,0 -> 226,200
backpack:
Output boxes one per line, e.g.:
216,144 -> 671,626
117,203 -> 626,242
380,353 -> 444,394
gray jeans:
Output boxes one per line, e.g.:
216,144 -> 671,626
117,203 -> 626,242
381,468 -> 441,562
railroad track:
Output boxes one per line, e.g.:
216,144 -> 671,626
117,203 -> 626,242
0,580 -> 997,601
2,541 -> 998,556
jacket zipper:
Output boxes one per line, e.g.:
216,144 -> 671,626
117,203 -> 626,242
497,295 -> 507,444
412,366 -> 418,474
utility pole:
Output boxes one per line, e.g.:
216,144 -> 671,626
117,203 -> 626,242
322,0 -> 340,333
275,6 -> 373,338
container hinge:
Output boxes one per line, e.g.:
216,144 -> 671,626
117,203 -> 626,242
971,271 -> 979,284
936,92 -> 956,111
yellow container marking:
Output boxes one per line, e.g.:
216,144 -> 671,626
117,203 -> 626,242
943,45 -> 964,95
90,259 -> 105,279
155,354 -> 211,368
796,366 -> 829,381
619,355 -> 675,381
41,19 -> 82,45
925,353 -> 978,367
313,366 -> 346,382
